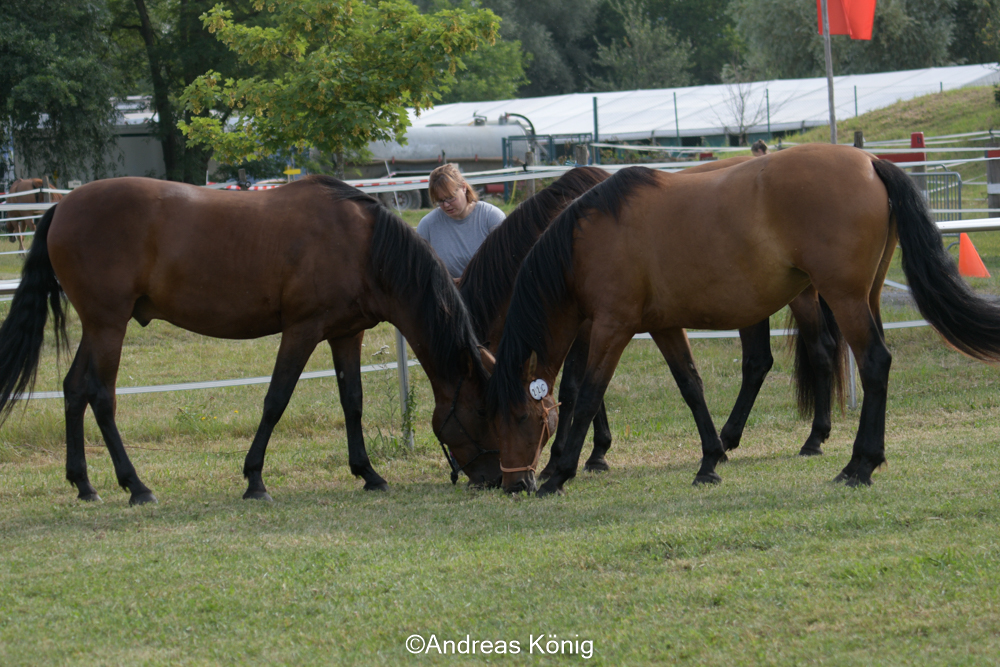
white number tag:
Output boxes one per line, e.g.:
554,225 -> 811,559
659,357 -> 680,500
529,378 -> 549,401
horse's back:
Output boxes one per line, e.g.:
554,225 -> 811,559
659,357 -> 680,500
574,145 -> 889,331
47,177 -> 376,338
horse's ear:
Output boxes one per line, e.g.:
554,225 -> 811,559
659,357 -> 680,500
478,346 -> 495,376
525,350 -> 538,380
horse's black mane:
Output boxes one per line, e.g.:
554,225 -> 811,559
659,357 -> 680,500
486,166 -> 660,419
309,175 -> 487,385
458,167 -> 609,342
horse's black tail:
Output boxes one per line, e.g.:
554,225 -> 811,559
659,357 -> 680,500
0,205 -> 67,420
791,296 -> 847,418
873,159 -> 1000,361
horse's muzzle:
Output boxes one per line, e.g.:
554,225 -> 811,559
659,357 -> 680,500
503,471 -> 536,495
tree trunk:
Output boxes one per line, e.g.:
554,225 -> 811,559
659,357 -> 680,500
133,0 -> 184,181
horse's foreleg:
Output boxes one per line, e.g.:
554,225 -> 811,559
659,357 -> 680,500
83,325 -> 156,505
242,327 -> 319,501
543,325 -> 613,479
63,338 -> 99,501
585,402 -> 613,472
540,336 -> 581,480
537,326 -> 631,497
651,328 -> 726,486
824,300 -> 891,486
329,333 -> 388,491
719,319 -> 773,452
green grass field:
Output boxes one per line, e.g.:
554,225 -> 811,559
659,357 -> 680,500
3,89 -> 1000,665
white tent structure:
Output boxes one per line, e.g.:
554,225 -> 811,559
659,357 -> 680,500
407,64 -> 1000,144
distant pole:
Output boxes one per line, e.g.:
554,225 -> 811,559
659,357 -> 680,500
525,150 -> 536,198
987,136 -> 1000,212
854,85 -> 858,117
593,96 -> 600,165
395,328 -> 414,449
765,89 -> 771,140
821,0 -> 837,144
674,91 -> 680,145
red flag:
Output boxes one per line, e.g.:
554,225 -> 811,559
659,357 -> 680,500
817,0 -> 876,40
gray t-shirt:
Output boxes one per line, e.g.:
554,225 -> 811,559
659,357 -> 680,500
416,201 -> 506,277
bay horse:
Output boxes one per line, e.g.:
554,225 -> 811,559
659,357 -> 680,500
488,144 -> 1000,495
4,178 -> 62,252
462,162 -> 843,482
0,175 -> 500,504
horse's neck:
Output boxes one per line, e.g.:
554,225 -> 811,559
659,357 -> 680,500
379,295 -> 464,400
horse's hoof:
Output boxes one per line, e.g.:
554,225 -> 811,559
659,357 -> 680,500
535,482 -> 563,498
717,451 -> 729,464
845,475 -> 873,488
693,471 -> 722,486
78,492 -> 102,503
583,459 -> 610,473
799,446 -> 823,457
537,467 -> 555,480
243,489 -> 273,502
129,492 -> 158,506
363,481 -> 389,491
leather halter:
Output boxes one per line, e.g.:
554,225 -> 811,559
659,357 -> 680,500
499,398 -> 560,474
438,375 -> 499,484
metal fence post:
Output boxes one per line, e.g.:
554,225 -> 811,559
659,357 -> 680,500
593,96 -> 600,165
987,136 -> 1000,212
524,151 -> 535,198
395,327 -> 414,449
847,129 -> 866,409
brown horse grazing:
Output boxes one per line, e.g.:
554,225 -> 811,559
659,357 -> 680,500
461,162 -> 844,484
4,178 -> 62,251
488,144 -> 1000,496
0,176 -> 500,504
459,167 -> 615,476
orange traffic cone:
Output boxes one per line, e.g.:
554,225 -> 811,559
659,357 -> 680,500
958,233 -> 991,278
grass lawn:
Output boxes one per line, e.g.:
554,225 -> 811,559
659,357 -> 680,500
1,271 -> 1000,665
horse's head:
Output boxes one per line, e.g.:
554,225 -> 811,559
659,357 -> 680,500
432,346 -> 503,488
493,351 -> 559,495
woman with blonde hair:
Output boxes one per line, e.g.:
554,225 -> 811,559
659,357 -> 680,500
416,163 -> 505,278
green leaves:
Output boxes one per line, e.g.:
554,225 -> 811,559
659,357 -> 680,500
181,0 -> 499,164
590,0 -> 692,92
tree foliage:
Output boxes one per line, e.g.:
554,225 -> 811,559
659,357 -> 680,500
590,0 -> 692,91
477,0 -> 603,97
107,0 -> 268,183
181,0 -> 499,164
729,0 -> 959,80
411,0 -> 528,103
0,0 -> 124,184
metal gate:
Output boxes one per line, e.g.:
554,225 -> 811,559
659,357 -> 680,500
911,170 -> 962,222
502,133 -> 593,167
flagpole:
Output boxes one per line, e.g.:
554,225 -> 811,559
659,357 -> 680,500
821,0 -> 837,144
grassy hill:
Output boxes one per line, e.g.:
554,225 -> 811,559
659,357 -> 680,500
792,85 -> 1000,144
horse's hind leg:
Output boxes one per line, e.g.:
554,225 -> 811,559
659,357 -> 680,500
329,333 -> 388,491
63,342 -> 99,501
242,327 -> 320,500
719,319 -> 773,452
822,298 -> 891,486
788,290 -> 842,456
78,325 -> 156,505
651,328 -> 727,485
